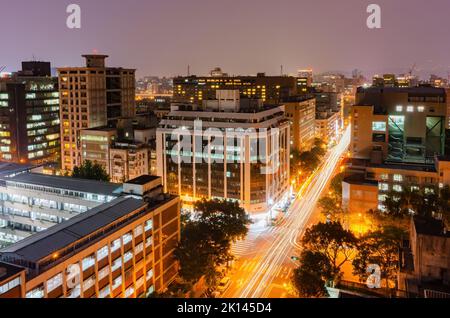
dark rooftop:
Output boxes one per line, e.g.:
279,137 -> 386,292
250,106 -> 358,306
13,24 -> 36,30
357,86 -> 446,95
0,162 -> 32,177
343,173 -> 378,186
0,197 -> 147,263
126,175 -> 160,185
0,261 -> 24,282
4,173 -> 122,196
413,216 -> 450,238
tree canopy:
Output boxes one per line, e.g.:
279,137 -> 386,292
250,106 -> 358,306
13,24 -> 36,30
352,226 -> 406,292
71,160 -> 110,182
301,221 -> 357,286
174,199 -> 251,287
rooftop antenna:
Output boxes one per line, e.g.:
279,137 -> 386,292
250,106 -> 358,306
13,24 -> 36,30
280,65 -> 284,76
187,65 -> 190,76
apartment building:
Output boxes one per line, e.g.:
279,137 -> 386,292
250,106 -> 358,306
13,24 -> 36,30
283,96 -> 316,152
0,175 -> 180,298
0,62 -> 60,165
58,54 -> 135,172
80,124 -> 155,183
110,142 -> 150,183
80,127 -> 117,175
316,111 -> 340,145
157,90 -> 290,214
342,86 -> 450,214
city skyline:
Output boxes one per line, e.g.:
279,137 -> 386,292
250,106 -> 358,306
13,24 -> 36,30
2,0 -> 450,78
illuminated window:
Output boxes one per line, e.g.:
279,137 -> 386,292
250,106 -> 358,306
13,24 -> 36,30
372,121 -> 386,132
46,273 -> 63,293
393,174 -> 403,182
393,185 -> 402,192
396,106 -> 403,112
407,106 -> 414,112
417,106 -> 425,112
379,183 -> 389,191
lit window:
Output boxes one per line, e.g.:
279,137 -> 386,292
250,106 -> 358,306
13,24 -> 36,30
112,276 -> 122,290
393,185 -> 403,192
46,274 -> 63,293
97,246 -> 109,261
417,106 -> 425,112
379,183 -> 389,191
144,219 -> 153,232
396,106 -> 403,112
110,239 -> 121,252
380,174 -> 389,181
372,121 -> 386,132
26,286 -> 44,298
98,266 -> 110,280
393,174 -> 403,182
134,225 -> 143,237
407,106 -> 414,112
82,255 -> 95,271
122,233 -> 132,245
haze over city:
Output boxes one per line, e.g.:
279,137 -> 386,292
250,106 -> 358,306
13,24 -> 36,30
2,0 -> 450,77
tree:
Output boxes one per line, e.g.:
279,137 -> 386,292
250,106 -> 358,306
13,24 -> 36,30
174,199 -> 251,287
72,160 -> 110,182
302,221 -> 357,286
330,172 -> 345,199
298,151 -> 320,174
352,226 -> 406,293
318,196 -> 343,221
292,250 -> 332,298
194,199 -> 250,242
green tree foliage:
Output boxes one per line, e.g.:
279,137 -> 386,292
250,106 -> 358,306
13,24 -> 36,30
174,199 -> 251,287
71,160 -> 110,182
301,221 -> 357,286
352,226 -> 406,292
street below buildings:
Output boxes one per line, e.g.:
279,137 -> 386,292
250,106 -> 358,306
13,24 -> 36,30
221,126 -> 351,298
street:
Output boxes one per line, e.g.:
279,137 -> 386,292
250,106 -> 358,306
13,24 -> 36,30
222,126 -> 351,298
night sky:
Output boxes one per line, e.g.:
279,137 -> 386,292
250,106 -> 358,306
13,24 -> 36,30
1,0 -> 450,78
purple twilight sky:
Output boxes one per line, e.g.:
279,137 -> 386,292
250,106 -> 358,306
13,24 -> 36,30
1,0 -> 450,79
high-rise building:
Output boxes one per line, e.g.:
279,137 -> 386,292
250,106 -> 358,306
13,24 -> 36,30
0,175 -> 180,298
58,55 -> 135,172
342,86 -> 450,214
173,72 -> 298,106
0,62 -> 60,165
283,96 -> 316,152
157,90 -> 290,214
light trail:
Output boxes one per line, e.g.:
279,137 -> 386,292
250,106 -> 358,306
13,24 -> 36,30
232,126 -> 351,298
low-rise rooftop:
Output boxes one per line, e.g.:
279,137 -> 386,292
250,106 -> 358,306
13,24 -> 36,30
3,173 -> 122,196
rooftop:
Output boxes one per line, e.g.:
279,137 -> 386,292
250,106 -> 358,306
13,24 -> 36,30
343,173 -> 378,186
0,197 -> 147,264
357,86 -> 446,95
413,216 -> 450,238
126,175 -> 160,186
0,261 -> 24,282
0,162 -> 32,177
4,173 -> 122,196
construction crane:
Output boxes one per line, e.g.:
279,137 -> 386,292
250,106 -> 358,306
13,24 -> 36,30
0,66 -> 5,73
